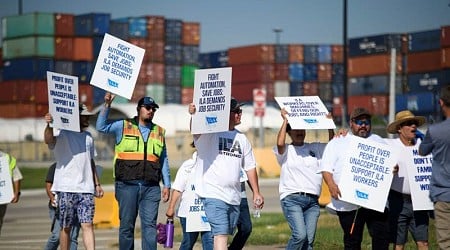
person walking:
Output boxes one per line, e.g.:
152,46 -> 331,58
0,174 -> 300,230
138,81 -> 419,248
228,181 -> 253,250
44,104 -> 104,250
166,143 -> 213,250
96,92 -> 171,250
0,151 -> 23,236
419,85 -> 450,250
188,98 -> 264,250
44,162 -> 81,250
386,110 -> 430,250
274,108 -> 334,250
320,107 -> 390,250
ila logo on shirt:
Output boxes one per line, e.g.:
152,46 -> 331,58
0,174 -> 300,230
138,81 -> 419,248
218,137 -> 242,157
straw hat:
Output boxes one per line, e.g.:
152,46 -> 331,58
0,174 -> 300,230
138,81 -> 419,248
387,110 -> 426,134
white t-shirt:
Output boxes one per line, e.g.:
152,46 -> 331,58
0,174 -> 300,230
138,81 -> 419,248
194,129 -> 256,205
320,133 -> 385,211
385,138 -> 422,195
274,143 -> 326,200
50,130 -> 96,194
172,152 -> 199,218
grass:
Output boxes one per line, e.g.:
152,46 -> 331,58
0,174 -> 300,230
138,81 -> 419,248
20,168 -> 438,248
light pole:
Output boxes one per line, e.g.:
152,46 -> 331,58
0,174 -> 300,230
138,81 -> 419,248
273,28 -> 283,45
342,0 -> 348,127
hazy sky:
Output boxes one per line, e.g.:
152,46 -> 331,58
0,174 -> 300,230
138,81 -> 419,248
1,0 -> 450,52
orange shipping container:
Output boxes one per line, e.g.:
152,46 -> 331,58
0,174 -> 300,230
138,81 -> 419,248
72,37 -> 93,61
0,103 -> 47,118
228,44 -> 274,65
231,82 -> 275,103
55,37 -> 73,60
303,82 -> 319,96
55,13 -> 74,37
181,87 -> 194,105
407,50 -> 441,74
0,81 -> 19,103
146,16 -> 165,41
318,64 -> 333,82
331,45 -> 343,63
288,44 -> 304,63
347,95 -> 389,116
441,47 -> 450,68
144,40 -> 165,63
182,22 -> 200,46
348,54 -> 403,77
274,63 -> 289,81
232,64 -> 274,84
441,25 -> 450,48
137,63 -> 165,84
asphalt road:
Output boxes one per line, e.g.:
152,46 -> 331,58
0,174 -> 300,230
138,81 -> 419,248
0,179 -> 282,249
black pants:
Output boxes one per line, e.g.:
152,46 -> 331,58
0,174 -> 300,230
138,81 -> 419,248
337,207 -> 390,250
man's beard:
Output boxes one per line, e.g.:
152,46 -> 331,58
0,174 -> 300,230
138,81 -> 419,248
144,118 -> 152,123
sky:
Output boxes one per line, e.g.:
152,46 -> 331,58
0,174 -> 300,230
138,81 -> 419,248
1,0 -> 450,52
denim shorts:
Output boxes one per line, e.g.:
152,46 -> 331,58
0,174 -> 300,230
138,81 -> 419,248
58,192 -> 95,228
203,198 -> 240,236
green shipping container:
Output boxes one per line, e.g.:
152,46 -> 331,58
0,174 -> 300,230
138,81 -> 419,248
3,36 -> 55,59
146,84 -> 165,104
181,65 -> 198,88
2,13 -> 55,39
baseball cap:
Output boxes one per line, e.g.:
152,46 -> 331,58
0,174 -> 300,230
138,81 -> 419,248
230,97 -> 245,112
79,103 -> 95,116
350,107 -> 371,120
137,96 -> 159,109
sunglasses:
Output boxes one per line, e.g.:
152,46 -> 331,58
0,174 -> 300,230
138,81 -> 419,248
353,119 -> 371,126
231,108 -> 242,114
400,120 -> 418,127
141,105 -> 157,112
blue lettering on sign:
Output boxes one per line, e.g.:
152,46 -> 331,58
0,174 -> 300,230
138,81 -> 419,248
108,79 -> 119,88
205,116 -> 218,124
60,117 -> 69,124
355,190 -> 368,200
201,216 -> 209,222
303,118 -> 318,124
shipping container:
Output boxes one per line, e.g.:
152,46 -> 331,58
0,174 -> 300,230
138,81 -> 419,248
407,70 -> 449,92
0,81 -> 18,103
347,95 -> 389,116
348,54 -> 403,77
442,47 -> 450,68
165,65 -> 181,86
274,81 -> 290,97
0,103 -> 47,118
181,65 -> 198,88
165,19 -> 183,44
182,22 -> 200,46
303,82 -> 319,96
181,87 -> 194,105
396,92 -> 437,114
79,84 -> 93,107
318,64 -> 332,82
164,44 -> 183,65
146,84 -> 165,104
406,50 -> 441,74
54,13 -> 74,37
231,64 -> 274,84
318,82 -> 333,102
138,63 -> 165,84
165,85 -> 182,104
303,64 -> 318,81
288,44 -> 304,63
199,51 -> 228,68
332,82 -> 344,97
303,45 -> 318,64
348,75 -> 402,96
228,44 -> 274,65
3,36 -> 55,59
408,29 -> 441,52
54,37 -> 73,60
182,45 -> 200,65
289,81 -> 303,96
144,40 -> 165,63
131,84 -> 147,103
73,61 -> 94,83
275,44 -> 289,63
146,16 -> 165,41
128,17 -> 147,38
288,63 -> 304,82
332,63 -> 345,84
442,25 -> 450,48
3,58 -> 54,81
74,13 -> 110,36
72,37 -> 94,61
348,34 -> 402,57
109,20 -> 129,41
2,12 -> 55,39
317,45 -> 332,63
331,45 -> 343,63
231,82 -> 275,103
55,60 -> 74,75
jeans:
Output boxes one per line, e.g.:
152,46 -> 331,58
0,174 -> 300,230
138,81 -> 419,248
45,206 -> 80,250
337,207 -> 390,250
115,181 -> 161,250
229,198 -> 252,250
179,217 -> 213,250
281,193 -> 320,250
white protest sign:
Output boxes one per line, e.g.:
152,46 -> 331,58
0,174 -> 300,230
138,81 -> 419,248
338,136 -> 398,212
0,154 -> 14,205
191,67 -> 232,134
275,96 -> 336,129
405,146 -> 433,210
90,33 -> 145,99
185,186 -> 211,232
47,71 -> 80,132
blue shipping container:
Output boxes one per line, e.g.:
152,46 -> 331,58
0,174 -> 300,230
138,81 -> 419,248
165,65 -> 181,86
74,13 -> 110,36
395,92 -> 436,114
348,75 -> 402,96
165,19 -> 182,44
303,64 -> 318,81
317,45 -> 332,63
332,63 -> 345,84
288,63 -> 304,82
73,61 -> 94,83
303,45 -> 318,64
3,58 -> 54,80
165,85 -> 181,104
407,70 -> 449,92
165,44 -> 183,65
55,60 -> 74,76
289,81 -> 303,96
348,34 -> 402,57
408,29 -> 441,52
199,51 -> 228,68
275,44 -> 289,64
182,45 -> 199,65
109,20 -> 129,41
128,17 -> 147,38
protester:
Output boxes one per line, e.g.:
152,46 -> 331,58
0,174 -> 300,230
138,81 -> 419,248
228,181 -> 253,250
0,151 -> 22,236
273,108 -> 334,250
44,104 -> 104,250
419,85 -> 450,250
96,92 -> 171,250
386,110 -> 430,250
44,162 -> 81,250
166,142 -> 213,250
320,107 -> 390,250
188,98 -> 264,250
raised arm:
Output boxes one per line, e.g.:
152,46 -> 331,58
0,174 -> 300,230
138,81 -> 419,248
276,108 -> 289,154
44,113 -> 56,146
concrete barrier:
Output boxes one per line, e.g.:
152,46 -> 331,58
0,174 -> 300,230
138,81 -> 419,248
94,191 -> 120,229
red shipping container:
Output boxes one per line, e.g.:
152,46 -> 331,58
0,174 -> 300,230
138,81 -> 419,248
288,44 -> 304,63
131,84 -> 147,103
182,22 -> 200,46
407,50 -> 441,74
55,13 -> 74,37
318,64 -> 333,82
146,16 -> 165,41
231,82 -> 275,103
441,25 -> 450,48
55,37 -> 73,60
0,103 -> 47,118
138,63 -> 165,84
347,95 -> 389,116
181,87 -> 194,105
79,84 -> 93,108
331,45 -> 343,63
274,63 -> 289,81
128,38 -> 146,49
0,81 -> 19,103
441,47 -> 450,69
144,40 -> 165,63
16,80 -> 48,104
72,37 -> 93,61
228,44 -> 274,65
371,95 -> 389,116
303,82 -> 319,96
348,54 -> 403,77
232,64 -> 274,84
